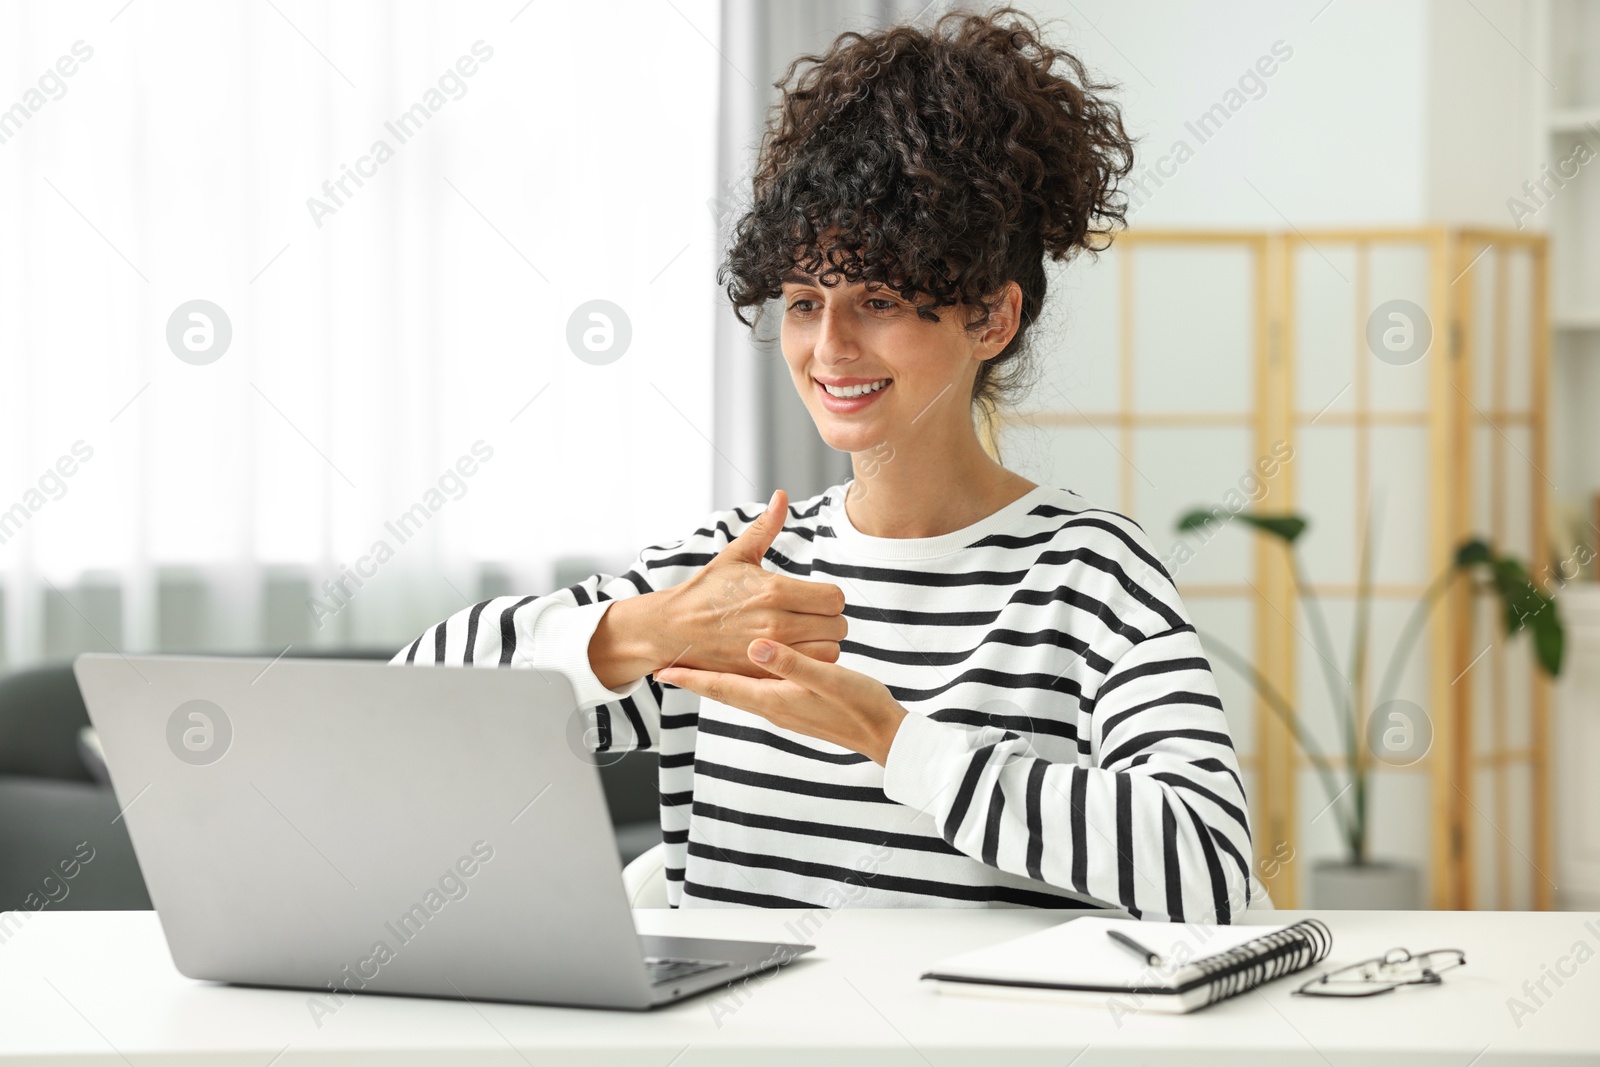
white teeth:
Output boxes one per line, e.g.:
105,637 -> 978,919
822,379 -> 889,399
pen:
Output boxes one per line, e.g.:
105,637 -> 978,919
1107,929 -> 1163,967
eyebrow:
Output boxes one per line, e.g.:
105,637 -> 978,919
780,273 -> 887,288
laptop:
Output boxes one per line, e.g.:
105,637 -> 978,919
73,653 -> 813,1010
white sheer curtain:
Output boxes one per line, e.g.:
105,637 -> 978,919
0,0 -> 720,666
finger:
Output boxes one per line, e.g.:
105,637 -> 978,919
790,640 -> 841,664
764,574 -> 847,616
748,638 -> 836,690
721,489 -> 788,566
778,611 -> 848,646
655,666 -> 787,714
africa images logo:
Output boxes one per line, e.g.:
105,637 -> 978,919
166,699 -> 232,765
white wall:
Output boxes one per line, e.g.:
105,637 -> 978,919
1029,0 -> 1433,227
1028,0 -> 1540,228
1424,0 -> 1541,226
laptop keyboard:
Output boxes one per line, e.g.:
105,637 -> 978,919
644,956 -> 728,984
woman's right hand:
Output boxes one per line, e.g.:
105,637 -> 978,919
589,490 -> 849,690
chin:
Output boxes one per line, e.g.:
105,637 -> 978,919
810,415 -> 888,454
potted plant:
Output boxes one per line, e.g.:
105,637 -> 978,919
1174,508 -> 1565,909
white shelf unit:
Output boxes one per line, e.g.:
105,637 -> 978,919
1538,1 -> 1600,528
1538,0 -> 1600,912
1556,584 -> 1600,909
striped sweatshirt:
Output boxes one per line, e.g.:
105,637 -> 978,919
392,481 -> 1254,922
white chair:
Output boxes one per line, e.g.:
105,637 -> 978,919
622,842 -> 670,908
622,842 -> 1277,912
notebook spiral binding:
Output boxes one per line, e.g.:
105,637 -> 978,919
1189,918 -> 1333,1006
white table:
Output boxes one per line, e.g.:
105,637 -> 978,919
1,907 -> 1596,1064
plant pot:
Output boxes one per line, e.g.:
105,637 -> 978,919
1307,860 -> 1422,910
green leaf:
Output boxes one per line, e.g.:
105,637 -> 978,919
1175,510 -> 1307,544
1175,509 -> 1219,533
1533,610 -> 1565,676
1446,537 -> 1568,677
1455,539 -> 1492,567
1487,558 -> 1543,634
1490,556 -> 1531,593
1238,513 -> 1308,543
1246,515 -> 1308,543
1505,600 -> 1523,637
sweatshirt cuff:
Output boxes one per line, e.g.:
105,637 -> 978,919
527,599 -> 647,709
882,711 -> 970,818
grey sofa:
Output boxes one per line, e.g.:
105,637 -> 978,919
0,652 -> 660,913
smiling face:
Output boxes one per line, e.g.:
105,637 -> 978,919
779,272 -> 1019,455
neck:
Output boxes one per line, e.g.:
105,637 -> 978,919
843,412 -> 1036,538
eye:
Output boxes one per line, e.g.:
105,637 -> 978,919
866,297 -> 897,312
787,298 -> 819,315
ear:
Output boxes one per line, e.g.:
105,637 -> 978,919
975,281 -> 1024,360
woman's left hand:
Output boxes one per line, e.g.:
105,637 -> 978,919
657,639 -> 908,765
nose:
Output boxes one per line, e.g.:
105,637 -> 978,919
813,302 -> 861,369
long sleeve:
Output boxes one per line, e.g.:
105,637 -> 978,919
388,516 -> 732,753
879,624 -> 1253,923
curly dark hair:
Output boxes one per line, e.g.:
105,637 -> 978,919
719,5 -> 1137,434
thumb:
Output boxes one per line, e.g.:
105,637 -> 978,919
748,638 -> 828,688
724,489 -> 788,564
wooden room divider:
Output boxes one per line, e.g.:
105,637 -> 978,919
989,227 -> 1552,910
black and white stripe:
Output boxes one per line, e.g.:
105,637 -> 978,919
392,482 -> 1253,922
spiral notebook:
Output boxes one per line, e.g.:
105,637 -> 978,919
921,915 -> 1333,1013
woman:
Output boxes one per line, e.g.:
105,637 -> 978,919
396,7 -> 1252,922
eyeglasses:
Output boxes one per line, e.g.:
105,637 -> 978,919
1293,947 -> 1466,998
